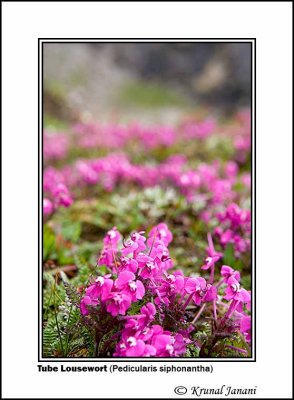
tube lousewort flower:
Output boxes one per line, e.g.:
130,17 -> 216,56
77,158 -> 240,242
78,224 -> 251,357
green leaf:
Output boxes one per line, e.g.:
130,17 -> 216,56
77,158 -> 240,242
61,221 -> 81,243
223,243 -> 235,267
43,225 -> 56,261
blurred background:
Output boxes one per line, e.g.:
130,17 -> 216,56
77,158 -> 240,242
43,42 -> 252,125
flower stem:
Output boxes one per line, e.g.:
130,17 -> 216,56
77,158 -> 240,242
209,264 -> 215,284
225,345 -> 247,355
191,303 -> 206,326
182,293 -> 194,310
213,300 -> 218,321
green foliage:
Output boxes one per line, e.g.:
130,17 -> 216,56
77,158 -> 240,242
61,220 -> 81,243
72,255 -> 93,286
223,243 -> 235,266
43,225 -> 56,261
118,81 -> 188,109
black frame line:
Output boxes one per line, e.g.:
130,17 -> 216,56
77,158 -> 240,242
38,38 -> 256,362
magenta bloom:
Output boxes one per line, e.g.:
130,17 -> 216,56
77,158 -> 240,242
224,277 -> 250,302
185,277 -> 217,305
43,198 -> 53,216
77,221 -> 251,357
103,226 -> 121,246
121,240 -> 138,255
201,255 -> 221,270
115,271 -> 145,301
154,273 -> 185,306
220,265 -> 240,282
151,333 -> 174,356
151,331 -> 187,357
148,223 -> 173,247
53,183 -> 73,207
122,231 -> 146,255
140,302 -> 156,324
239,314 -> 251,343
115,336 -> 146,357
86,275 -> 114,301
106,292 -> 132,316
114,336 -> 157,357
201,233 -> 222,270
80,295 -> 99,315
98,247 -> 116,267
119,256 -> 138,273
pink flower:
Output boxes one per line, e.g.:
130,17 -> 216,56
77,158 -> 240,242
148,223 -> 173,247
140,302 -> 156,324
53,183 -> 73,207
115,271 -> 145,301
121,239 -> 139,255
103,227 -> 121,246
121,232 -> 146,255
106,292 -> 132,316
80,295 -> 99,315
115,336 -> 146,357
98,247 -> 116,267
138,257 -> 158,279
185,277 -> 217,305
221,265 -> 240,282
201,255 -> 221,270
239,314 -> 251,343
119,256 -> 138,273
151,331 -> 187,357
224,277 -> 250,302
151,333 -> 174,356
86,275 -> 114,301
43,198 -> 53,216
201,233 -> 222,270
154,273 -> 185,305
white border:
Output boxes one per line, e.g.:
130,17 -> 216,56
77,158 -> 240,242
2,2 -> 292,399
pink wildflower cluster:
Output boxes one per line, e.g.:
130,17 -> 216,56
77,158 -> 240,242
43,117 -> 217,166
71,118 -> 215,151
43,167 -> 73,217
79,224 -> 251,358
44,130 -> 70,161
43,111 -> 250,167
214,203 -> 251,257
43,153 -> 249,209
